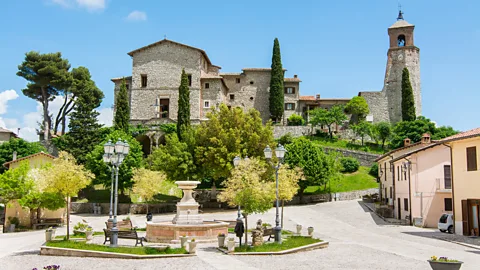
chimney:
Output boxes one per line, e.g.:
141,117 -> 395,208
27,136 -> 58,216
294,74 -> 298,78
422,133 -> 431,144
12,151 -> 17,161
403,138 -> 411,147
316,94 -> 320,100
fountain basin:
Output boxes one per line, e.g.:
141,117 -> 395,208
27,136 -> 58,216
146,221 -> 229,243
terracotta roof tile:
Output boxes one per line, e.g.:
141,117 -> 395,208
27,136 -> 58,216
299,96 -> 316,101
439,127 -> 480,143
111,76 -> 132,82
0,127 -> 15,134
284,78 -> 301,82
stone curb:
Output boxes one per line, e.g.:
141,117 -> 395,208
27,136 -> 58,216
449,241 -> 480,251
216,241 -> 329,255
40,246 -> 195,259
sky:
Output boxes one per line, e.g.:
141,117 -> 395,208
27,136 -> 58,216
1,0 -> 479,142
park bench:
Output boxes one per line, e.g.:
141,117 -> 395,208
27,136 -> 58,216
262,226 -> 274,241
33,218 -> 63,230
103,220 -> 145,246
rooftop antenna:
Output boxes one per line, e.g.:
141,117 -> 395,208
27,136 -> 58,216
397,2 -> 404,20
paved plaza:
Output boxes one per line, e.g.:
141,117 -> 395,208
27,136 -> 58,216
1,200 -> 479,270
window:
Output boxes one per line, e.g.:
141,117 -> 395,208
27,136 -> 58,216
404,198 -> 408,211
250,81 -> 254,85
284,87 -> 295,94
285,103 -> 295,110
467,146 -> 477,171
444,165 -> 452,189
125,84 -> 129,90
384,188 -> 387,199
230,94 -> 235,100
397,166 -> 400,181
249,97 -> 254,101
236,78 -> 241,84
384,162 -> 387,181
204,100 -> 210,108
141,75 -> 147,88
444,198 -> 453,211
156,98 -> 169,118
389,187 -> 392,199
187,75 -> 192,87
398,35 -> 406,47
205,83 -> 210,89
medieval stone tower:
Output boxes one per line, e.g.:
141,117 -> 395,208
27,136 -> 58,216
360,11 -> 422,123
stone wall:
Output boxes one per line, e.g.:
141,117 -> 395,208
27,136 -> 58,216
273,126 -> 311,139
323,147 -> 380,167
71,202 -> 177,215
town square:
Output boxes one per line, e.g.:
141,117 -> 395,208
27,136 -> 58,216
0,1 -> 479,269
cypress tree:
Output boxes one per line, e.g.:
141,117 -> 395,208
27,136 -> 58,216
401,67 -> 416,121
177,69 -> 190,141
114,78 -> 130,134
269,38 -> 284,123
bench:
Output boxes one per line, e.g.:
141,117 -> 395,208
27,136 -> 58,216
33,218 -> 63,230
263,227 -> 274,241
103,220 -> 145,246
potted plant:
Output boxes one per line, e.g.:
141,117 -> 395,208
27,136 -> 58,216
308,226 -> 314,236
227,237 -> 235,253
8,217 -> 19,232
45,227 -> 56,242
188,238 -> 197,254
428,256 -> 463,270
217,233 -> 226,247
85,227 -> 93,241
296,224 -> 302,235
180,235 -> 188,249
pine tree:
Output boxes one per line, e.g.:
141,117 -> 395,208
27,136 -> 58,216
177,69 -> 190,141
401,68 -> 416,121
114,78 -> 130,133
269,38 -> 284,123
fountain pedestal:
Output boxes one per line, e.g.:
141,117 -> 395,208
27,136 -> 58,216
172,181 -> 203,225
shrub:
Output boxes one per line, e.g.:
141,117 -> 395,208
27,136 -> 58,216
369,163 -> 378,178
340,157 -> 360,173
278,133 -> 294,146
287,114 -> 305,126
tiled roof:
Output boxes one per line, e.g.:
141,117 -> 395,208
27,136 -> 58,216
111,76 -> 132,82
242,68 -> 287,72
285,78 -> 301,82
389,143 -> 441,163
0,127 -> 15,134
3,152 -> 55,168
219,73 -> 242,76
299,96 -> 316,101
439,127 -> 480,143
375,141 -> 430,162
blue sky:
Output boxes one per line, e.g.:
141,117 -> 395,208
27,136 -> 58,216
1,0 -> 479,141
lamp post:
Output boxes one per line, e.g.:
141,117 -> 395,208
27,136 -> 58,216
103,148 -> 115,222
233,155 -> 248,246
264,145 -> 286,244
103,139 -> 130,247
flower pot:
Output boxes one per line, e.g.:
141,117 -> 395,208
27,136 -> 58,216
296,224 -> 302,235
217,236 -> 226,247
308,227 -> 314,236
180,236 -> 188,249
188,241 -> 197,254
227,240 -> 235,253
45,230 -> 55,242
428,260 -> 463,270
85,230 -> 93,241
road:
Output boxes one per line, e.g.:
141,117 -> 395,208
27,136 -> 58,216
0,200 -> 479,269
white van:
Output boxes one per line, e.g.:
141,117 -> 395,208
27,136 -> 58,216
438,213 -> 454,234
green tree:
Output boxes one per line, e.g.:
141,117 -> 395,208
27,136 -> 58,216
371,122 -> 392,149
284,138 -> 339,201
218,158 -> 275,245
114,78 -> 130,134
0,161 -> 33,206
85,130 -> 143,191
18,189 -> 66,228
132,168 -> 167,213
278,165 -> 302,228
146,132 -> 197,181
352,121 -> 372,146
269,38 -> 284,123
310,105 -> 347,138
287,114 -> 305,126
0,138 -> 46,173
345,96 -> 370,121
433,126 -> 458,140
38,151 -> 93,239
401,68 -> 416,121
390,116 -> 437,149
195,104 -> 275,183
55,68 -> 104,165
177,69 -> 191,141
17,52 -> 71,143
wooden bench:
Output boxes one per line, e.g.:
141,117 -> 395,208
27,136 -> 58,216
263,227 -> 274,241
103,220 -> 145,246
33,218 -> 63,230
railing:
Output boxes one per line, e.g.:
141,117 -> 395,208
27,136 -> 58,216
435,178 -> 452,191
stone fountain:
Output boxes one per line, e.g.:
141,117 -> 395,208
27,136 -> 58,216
145,181 -> 228,243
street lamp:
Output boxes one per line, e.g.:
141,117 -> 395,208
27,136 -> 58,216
233,155 -> 249,246
264,144 -> 286,244
103,139 -> 130,247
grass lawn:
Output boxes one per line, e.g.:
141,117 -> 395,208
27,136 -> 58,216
304,166 -> 378,194
309,136 -> 387,154
46,240 -> 188,255
234,236 -> 321,252
54,231 -> 104,239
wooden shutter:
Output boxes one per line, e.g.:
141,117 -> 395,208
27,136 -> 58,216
292,87 -> 296,94
444,165 -> 452,189
462,200 -> 469,236
467,147 -> 477,171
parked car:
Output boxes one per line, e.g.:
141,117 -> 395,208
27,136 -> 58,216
438,213 -> 454,234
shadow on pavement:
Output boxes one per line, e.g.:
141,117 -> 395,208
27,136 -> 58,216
401,231 -> 480,247
11,250 -> 40,256
356,201 -> 391,226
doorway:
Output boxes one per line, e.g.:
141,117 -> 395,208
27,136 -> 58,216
397,198 -> 401,219
462,199 -> 480,236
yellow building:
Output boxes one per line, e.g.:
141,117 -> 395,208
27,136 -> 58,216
441,128 -> 480,236
3,152 -> 66,229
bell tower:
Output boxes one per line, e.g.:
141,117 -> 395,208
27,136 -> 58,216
383,10 -> 422,123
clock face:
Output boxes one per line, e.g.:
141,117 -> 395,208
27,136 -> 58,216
398,54 -> 404,61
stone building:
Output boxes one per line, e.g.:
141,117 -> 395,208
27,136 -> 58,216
359,11 -> 422,124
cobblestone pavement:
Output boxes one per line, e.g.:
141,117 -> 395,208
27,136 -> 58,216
1,200 -> 480,270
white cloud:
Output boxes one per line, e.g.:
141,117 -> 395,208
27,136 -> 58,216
126,11 -> 147,21
48,0 -> 106,11
50,0 -> 71,7
97,107 -> 113,127
0,90 -> 19,115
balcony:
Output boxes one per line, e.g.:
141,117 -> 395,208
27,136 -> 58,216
435,177 -> 452,193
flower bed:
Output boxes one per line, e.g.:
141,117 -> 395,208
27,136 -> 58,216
46,241 -> 187,255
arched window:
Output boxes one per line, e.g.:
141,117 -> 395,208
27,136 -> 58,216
397,35 -> 406,47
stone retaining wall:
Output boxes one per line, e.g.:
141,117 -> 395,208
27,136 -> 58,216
273,126 -> 311,139
323,147 -> 380,167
